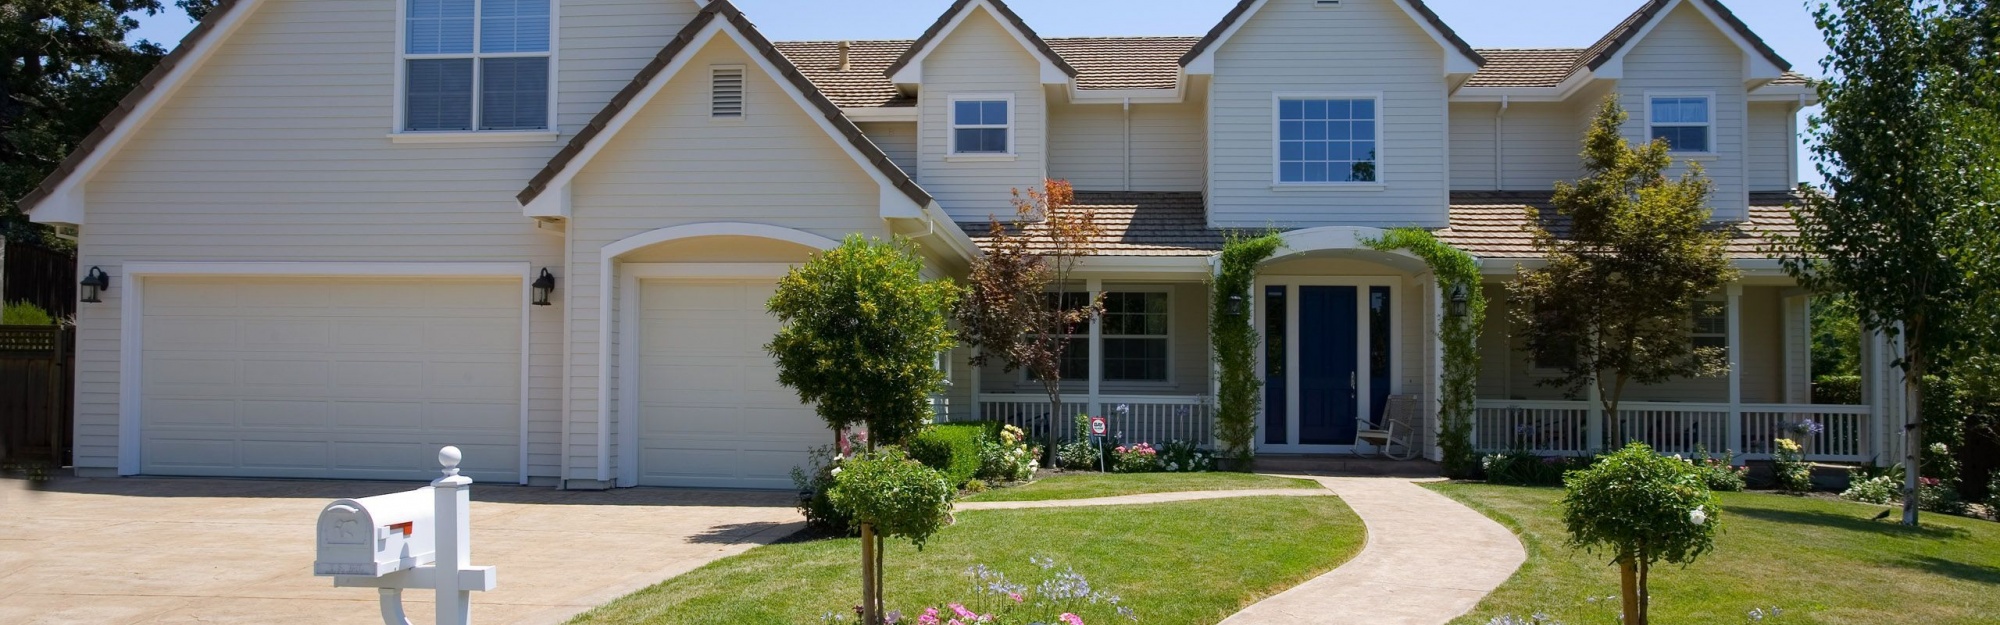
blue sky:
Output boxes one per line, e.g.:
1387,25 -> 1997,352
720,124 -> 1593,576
126,0 -> 1828,184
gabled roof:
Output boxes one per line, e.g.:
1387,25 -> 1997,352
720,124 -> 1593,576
882,0 -> 1077,84
1463,48 -> 1810,90
776,36 -> 1199,107
516,0 -> 930,209
1579,0 -> 1790,74
1178,0 -> 1486,69
964,192 -> 1219,257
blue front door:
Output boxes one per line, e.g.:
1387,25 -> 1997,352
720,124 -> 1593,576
1299,286 -> 1358,445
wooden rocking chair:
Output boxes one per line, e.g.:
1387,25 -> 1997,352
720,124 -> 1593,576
1356,394 -> 1424,461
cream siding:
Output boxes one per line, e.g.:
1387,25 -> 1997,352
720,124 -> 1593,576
68,0 -> 697,479
563,36 -> 894,482
859,122 -> 920,176
1207,0 -> 1450,228
1748,101 -> 1797,191
916,8 -> 1048,222
1448,102 -> 1497,190
1048,97 -> 1206,192
1614,2 -> 1749,221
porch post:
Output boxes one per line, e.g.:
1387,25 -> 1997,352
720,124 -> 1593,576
1426,275 -> 1445,461
969,347 -> 982,421
1587,375 -> 1605,452
1087,278 -> 1104,421
1726,283 -> 1744,454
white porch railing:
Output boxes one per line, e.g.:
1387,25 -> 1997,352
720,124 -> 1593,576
1474,400 -> 1875,462
968,393 -> 1213,446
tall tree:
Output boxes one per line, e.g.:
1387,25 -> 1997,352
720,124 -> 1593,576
954,179 -> 1103,466
1513,96 -> 1739,445
3,1 -> 212,246
1783,0 -> 2000,526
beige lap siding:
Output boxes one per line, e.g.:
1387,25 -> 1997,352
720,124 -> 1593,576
1614,2 -> 1750,221
917,8 -> 1050,223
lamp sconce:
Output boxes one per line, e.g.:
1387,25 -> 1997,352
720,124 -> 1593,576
80,267 -> 111,304
531,269 -> 556,307
1447,282 -> 1470,319
1226,294 -> 1246,317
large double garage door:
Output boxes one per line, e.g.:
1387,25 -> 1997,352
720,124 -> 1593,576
139,277 -> 521,481
633,279 -> 825,489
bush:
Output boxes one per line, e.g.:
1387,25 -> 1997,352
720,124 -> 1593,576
1773,439 -> 1813,494
1156,439 -> 1212,472
2,301 -> 56,326
975,423 -> 1038,482
1841,470 -> 1901,505
1482,451 -> 1589,486
1561,442 -> 1720,625
825,448 -> 955,547
1057,440 -> 1102,471
1112,443 -> 1160,473
1812,375 -> 1863,405
910,424 -> 985,487
792,445 -> 854,533
1691,447 -> 1748,492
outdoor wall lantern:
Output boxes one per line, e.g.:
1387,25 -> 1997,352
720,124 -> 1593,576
80,267 -> 111,303
1226,294 -> 1246,317
531,269 -> 556,307
1447,282 -> 1470,319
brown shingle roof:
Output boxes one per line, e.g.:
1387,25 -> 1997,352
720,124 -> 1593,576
883,0 -> 1078,81
516,0 -> 930,208
1179,0 -> 1486,68
1045,37 -> 1201,91
964,191 -> 1220,257
775,36 -> 1200,107
1463,49 -> 1587,88
1438,191 -> 1804,259
771,40 -> 917,108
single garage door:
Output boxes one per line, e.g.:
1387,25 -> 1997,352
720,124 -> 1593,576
636,280 -> 827,489
140,276 -> 521,481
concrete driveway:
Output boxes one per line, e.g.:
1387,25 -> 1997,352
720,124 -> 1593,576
0,476 -> 803,625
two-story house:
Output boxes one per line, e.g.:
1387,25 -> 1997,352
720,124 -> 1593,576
22,0 -> 1900,490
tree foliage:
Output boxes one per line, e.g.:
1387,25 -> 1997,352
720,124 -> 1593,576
1561,442 -> 1721,625
825,447 -> 956,624
953,180 -> 1103,461
766,235 -> 960,447
1513,96 -> 1738,443
1366,228 -> 1485,478
1782,0 -> 2000,526
2,1 -> 211,246
1210,231 -> 1281,465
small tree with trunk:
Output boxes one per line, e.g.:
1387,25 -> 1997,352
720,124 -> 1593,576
1513,96 -> 1738,445
1782,0 -> 2000,527
765,234 -> 960,624
1562,442 -> 1721,625
954,180 -> 1104,466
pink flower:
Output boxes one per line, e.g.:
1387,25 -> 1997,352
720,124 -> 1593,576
918,607 -> 940,625
1008,592 -> 1023,603
950,604 -> 978,620
1114,446 -> 1126,453
1061,613 -> 1085,625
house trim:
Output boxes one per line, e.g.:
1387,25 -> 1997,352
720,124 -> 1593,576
113,261 -> 535,484
1179,0 -> 1484,75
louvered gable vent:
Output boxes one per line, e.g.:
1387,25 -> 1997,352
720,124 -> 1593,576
711,66 -> 745,118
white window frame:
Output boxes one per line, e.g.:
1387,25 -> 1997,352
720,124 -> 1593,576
1644,91 -> 1717,156
1692,296 -> 1729,352
391,0 -> 561,142
1271,92 -> 1386,190
1100,288 -> 1174,385
946,93 -> 1016,161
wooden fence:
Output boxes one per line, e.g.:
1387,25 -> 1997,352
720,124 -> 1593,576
2,238 -> 79,320
0,326 -> 74,468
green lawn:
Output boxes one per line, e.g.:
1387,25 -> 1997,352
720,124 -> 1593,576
568,496 -> 1363,625
1429,483 -> 2000,625
963,472 -> 1322,502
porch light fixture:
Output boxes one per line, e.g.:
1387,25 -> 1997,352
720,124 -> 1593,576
531,269 -> 556,306
80,267 -> 110,303
1226,294 -> 1246,317
1447,282 -> 1470,319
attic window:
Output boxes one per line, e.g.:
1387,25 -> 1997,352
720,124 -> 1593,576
711,66 -> 745,119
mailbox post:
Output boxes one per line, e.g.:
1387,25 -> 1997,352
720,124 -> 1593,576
315,447 -> 497,625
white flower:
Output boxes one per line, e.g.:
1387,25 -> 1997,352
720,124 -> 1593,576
831,467 -> 843,476
1167,462 -> 1179,471
1689,508 -> 1708,526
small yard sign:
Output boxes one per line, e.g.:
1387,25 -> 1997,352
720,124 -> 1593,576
1089,416 -> 1107,436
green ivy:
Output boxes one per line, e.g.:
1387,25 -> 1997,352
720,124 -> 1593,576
1211,232 -> 1283,465
1365,228 -> 1485,478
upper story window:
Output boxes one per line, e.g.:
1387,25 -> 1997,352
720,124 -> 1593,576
1102,292 -> 1170,382
951,95 -> 1012,155
1648,95 -> 1712,154
1277,97 -> 1378,184
1692,299 -> 1728,352
402,0 -> 551,133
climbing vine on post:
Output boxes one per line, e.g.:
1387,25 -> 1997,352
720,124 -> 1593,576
1365,228 -> 1484,478
1212,232 -> 1283,467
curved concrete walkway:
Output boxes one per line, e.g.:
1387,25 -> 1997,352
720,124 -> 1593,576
1219,477 -> 1526,625
956,488 -> 1332,511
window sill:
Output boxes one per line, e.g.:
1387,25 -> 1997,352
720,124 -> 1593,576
1270,183 -> 1386,192
945,153 -> 1018,162
388,131 -> 560,144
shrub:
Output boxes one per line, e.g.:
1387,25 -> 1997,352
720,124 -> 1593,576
1691,447 -> 1748,492
1482,451 -> 1588,486
1812,375 -> 1863,405
1057,440 -> 1102,471
1773,439 -> 1813,494
1112,443 -> 1160,473
910,424 -> 985,487
2,301 -> 56,326
1156,439 -> 1212,473
1561,442 -> 1720,625
1841,471 -> 1901,505
791,445 -> 854,533
825,447 -> 955,546
976,424 -> 1038,482
963,479 -> 989,494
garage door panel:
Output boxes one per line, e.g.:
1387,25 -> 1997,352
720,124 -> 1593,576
140,277 -> 521,481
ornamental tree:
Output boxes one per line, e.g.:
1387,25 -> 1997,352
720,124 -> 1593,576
1782,0 -> 2000,527
765,234 -> 960,447
1512,96 -> 1738,445
1561,442 -> 1721,625
826,448 -> 955,624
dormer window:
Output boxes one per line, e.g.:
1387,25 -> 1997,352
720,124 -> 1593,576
1648,95 -> 1712,154
1276,96 -> 1379,185
950,95 -> 1012,156
400,0 -> 552,134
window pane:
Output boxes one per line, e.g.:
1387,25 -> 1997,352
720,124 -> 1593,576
956,127 -> 1008,153
1303,162 -> 1327,182
1277,98 -> 1378,183
954,100 -> 982,125
982,100 -> 1009,125
405,58 -> 473,131
408,0 -> 474,54
1060,337 -> 1089,381
1280,121 -> 1303,141
1280,99 -> 1303,120
480,57 -> 549,130
1653,126 -> 1709,153
1103,338 -> 1167,382
481,0 -> 551,53
1280,162 -> 1303,183
1652,97 -> 1709,124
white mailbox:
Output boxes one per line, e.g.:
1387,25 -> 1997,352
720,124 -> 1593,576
314,488 -> 437,577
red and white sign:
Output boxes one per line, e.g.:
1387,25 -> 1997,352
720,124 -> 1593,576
1089,416 -> 1108,436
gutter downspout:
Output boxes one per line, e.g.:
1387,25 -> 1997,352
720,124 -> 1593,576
1123,98 -> 1133,192
1494,96 -> 1510,191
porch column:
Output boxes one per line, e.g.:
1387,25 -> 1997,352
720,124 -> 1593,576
1087,278 -> 1103,420
1426,275 -> 1445,461
1588,374 -> 1605,451
1727,283 -> 1744,453
969,347 -> 982,421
